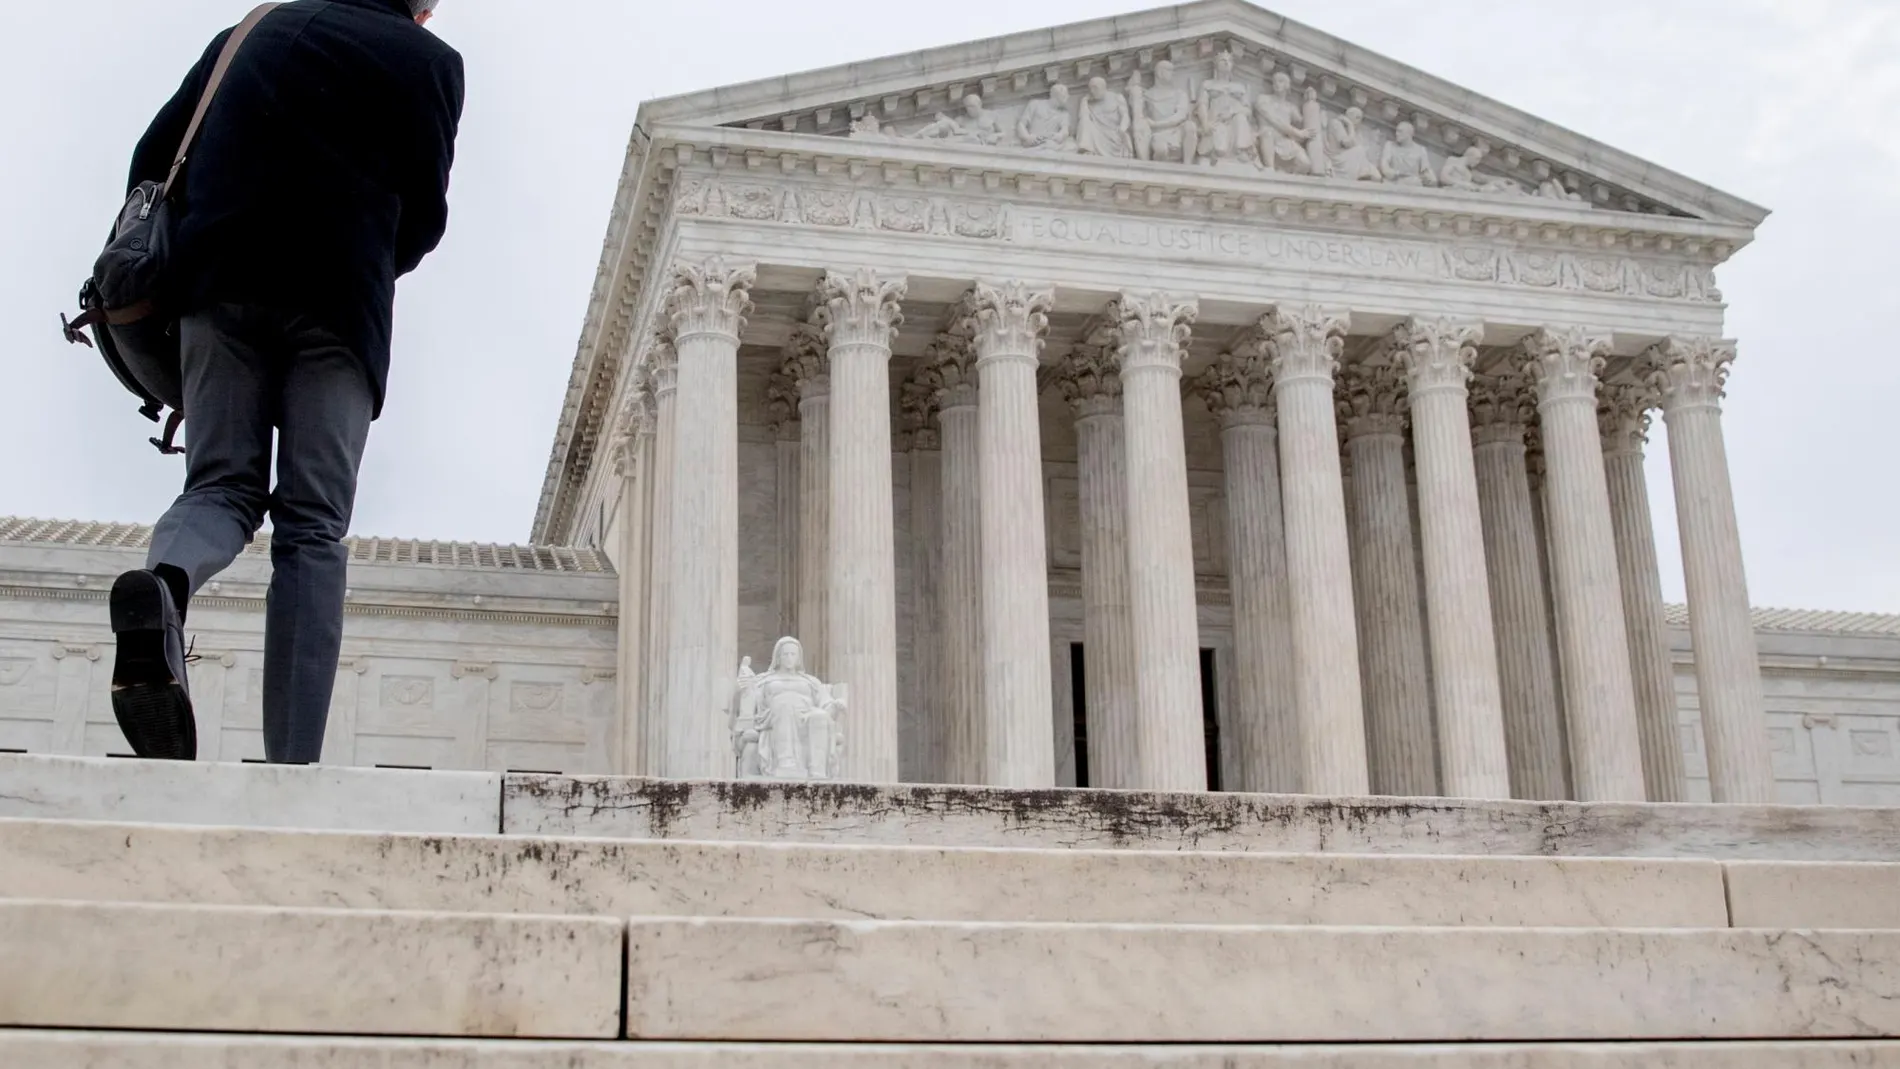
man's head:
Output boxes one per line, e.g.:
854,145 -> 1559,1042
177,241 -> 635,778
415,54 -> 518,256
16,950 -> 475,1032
407,0 -> 439,25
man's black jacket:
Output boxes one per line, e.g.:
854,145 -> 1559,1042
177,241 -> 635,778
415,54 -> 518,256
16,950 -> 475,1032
128,0 -> 464,416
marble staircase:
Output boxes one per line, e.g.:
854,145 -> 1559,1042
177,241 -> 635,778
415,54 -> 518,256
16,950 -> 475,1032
2,754 -> 1899,1065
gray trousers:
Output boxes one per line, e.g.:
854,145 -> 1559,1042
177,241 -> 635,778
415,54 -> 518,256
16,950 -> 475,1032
145,303 -> 373,764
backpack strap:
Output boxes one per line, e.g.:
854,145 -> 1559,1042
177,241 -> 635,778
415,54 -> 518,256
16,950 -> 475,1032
161,3 -> 282,198
150,411 -> 187,456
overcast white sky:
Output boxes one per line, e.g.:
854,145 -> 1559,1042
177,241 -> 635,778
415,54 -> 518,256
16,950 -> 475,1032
2,0 -> 1895,613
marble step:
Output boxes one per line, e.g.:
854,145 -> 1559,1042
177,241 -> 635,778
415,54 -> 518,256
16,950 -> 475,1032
9,752 -> 1900,862
622,918 -> 1900,1043
0,817 -> 1734,927
0,752 -> 497,834
506,773 -> 1900,860
0,900 -> 622,1039
7,1034 -> 1900,1068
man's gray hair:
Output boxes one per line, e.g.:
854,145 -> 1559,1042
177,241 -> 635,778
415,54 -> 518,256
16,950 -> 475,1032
407,0 -> 440,15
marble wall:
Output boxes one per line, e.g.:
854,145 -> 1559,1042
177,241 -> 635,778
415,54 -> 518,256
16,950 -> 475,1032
0,530 -> 618,774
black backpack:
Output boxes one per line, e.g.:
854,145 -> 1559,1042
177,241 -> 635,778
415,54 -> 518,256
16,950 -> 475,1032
59,3 -> 278,456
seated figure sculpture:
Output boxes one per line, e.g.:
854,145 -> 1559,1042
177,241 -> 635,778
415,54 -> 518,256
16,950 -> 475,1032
912,94 -> 1006,146
1017,83 -> 1076,152
731,636 -> 845,781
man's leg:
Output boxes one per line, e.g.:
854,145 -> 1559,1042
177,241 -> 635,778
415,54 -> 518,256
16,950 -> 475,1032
119,304 -> 274,760
263,317 -> 373,764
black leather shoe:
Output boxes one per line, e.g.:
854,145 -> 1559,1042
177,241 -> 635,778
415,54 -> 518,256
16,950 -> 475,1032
108,569 -> 197,761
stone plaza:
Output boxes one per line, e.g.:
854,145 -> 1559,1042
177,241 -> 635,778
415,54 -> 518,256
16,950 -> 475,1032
3,3 -> 1900,1060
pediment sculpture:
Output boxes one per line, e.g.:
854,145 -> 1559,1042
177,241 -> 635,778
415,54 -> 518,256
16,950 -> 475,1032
730,636 -> 845,780
847,49 -> 1589,208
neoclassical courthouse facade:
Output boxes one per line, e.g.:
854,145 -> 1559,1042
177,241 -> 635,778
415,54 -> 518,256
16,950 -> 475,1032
3,2 -> 1898,804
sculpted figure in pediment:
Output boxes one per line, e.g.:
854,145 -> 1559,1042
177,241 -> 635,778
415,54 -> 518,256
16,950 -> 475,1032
1536,175 -> 1586,203
1018,83 -> 1076,152
849,114 -> 889,140
1136,60 -> 1198,164
1380,121 -> 1437,186
1253,71 -> 1316,174
1194,51 -> 1256,167
1076,76 -> 1134,158
1440,146 -> 1525,196
913,94 -> 1006,146
1325,105 -> 1382,181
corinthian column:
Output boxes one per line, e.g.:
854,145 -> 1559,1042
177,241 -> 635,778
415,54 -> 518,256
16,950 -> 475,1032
784,324 -> 831,675
1055,330 -> 1140,790
1647,337 -> 1775,803
1394,319 -> 1511,799
1599,382 -> 1689,802
1111,293 -> 1206,791
1469,373 -> 1568,799
1520,328 -> 1644,801
642,335 -> 678,776
1264,305 -> 1369,796
901,373 -> 944,783
662,258 -> 754,779
1337,356 -> 1434,797
928,326 -> 984,785
766,364 -> 801,642
966,281 -> 1057,788
1195,348 -> 1299,793
816,269 -> 908,784
612,369 -> 655,776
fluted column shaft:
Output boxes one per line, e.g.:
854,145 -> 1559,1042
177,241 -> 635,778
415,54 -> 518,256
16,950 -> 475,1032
642,351 -> 678,776
1600,386 -> 1688,802
1111,293 -> 1206,791
1266,305 -> 1370,795
1342,400 -> 1435,798
906,442 -> 944,783
1650,338 -> 1774,803
1522,329 -> 1645,801
818,269 -> 907,784
969,282 -> 1057,788
614,401 -> 655,776
1399,320 -> 1511,799
1224,414 -> 1300,793
938,394 -> 984,784
1059,342 -> 1141,791
785,326 -> 831,675
1470,376 -> 1567,800
662,259 -> 754,779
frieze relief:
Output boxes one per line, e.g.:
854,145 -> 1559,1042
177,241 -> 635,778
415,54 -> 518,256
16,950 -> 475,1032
672,177 -> 1720,304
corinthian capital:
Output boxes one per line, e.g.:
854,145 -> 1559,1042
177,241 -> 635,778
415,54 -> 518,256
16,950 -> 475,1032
1519,326 -> 1610,405
782,323 -> 830,400
1645,336 -> 1736,414
1336,358 -> 1409,439
1052,321 -> 1124,419
1597,380 -> 1659,454
666,257 -> 757,342
1260,304 -> 1350,385
1110,292 -> 1198,374
1391,317 -> 1482,396
1193,349 -> 1276,429
648,331 -> 679,396
1468,370 -> 1536,446
815,268 -> 907,349
925,330 -> 979,409
967,280 -> 1054,365
900,368 -> 944,450
764,363 -> 801,441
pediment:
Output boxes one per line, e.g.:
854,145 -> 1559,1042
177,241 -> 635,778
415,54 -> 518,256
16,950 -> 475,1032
636,0 -> 1765,227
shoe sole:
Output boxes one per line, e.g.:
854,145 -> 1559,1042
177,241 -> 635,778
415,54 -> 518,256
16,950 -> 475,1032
109,571 -> 197,761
